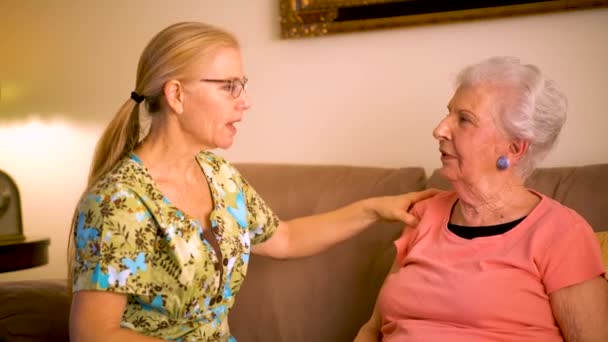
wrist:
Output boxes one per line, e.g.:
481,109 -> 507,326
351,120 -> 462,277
360,197 -> 381,223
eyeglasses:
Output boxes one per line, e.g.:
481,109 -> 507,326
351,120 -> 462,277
200,77 -> 248,98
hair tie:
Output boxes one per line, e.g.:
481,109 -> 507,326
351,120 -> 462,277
130,91 -> 145,104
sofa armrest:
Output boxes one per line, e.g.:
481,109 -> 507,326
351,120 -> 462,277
0,279 -> 70,342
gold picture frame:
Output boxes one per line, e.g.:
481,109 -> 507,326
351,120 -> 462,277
279,0 -> 608,39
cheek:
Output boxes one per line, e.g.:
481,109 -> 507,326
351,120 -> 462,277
195,101 -> 223,125
459,129 -> 496,152
453,136 -> 499,171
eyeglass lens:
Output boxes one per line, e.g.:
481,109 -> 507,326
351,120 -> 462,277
230,78 -> 247,98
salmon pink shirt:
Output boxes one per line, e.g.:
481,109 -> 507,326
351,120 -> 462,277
377,191 -> 604,342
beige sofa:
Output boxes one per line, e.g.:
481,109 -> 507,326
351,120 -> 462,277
1,163 -> 607,341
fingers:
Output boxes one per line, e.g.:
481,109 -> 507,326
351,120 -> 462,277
400,212 -> 420,227
399,189 -> 441,212
397,189 -> 442,226
376,189 -> 441,224
410,188 -> 442,202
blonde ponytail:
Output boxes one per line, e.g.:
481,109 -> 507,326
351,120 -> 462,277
87,100 -> 141,188
67,98 -> 141,294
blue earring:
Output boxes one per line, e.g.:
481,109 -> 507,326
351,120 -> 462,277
496,156 -> 510,170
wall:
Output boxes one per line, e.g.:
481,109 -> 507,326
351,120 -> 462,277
1,0 -> 607,281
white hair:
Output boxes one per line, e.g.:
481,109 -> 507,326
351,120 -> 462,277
456,56 -> 568,179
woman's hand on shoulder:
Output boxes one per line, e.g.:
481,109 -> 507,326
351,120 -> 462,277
369,189 -> 441,226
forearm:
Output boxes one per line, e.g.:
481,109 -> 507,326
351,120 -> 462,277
70,328 -> 165,342
354,324 -> 381,342
253,190 -> 437,259
70,291 -> 164,342
282,198 -> 378,258
355,304 -> 383,342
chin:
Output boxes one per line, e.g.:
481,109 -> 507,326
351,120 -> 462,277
215,139 -> 235,150
438,166 -> 459,182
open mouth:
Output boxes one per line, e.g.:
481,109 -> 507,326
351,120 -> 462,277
439,149 -> 455,160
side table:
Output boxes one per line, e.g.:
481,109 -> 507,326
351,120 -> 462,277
0,237 -> 50,273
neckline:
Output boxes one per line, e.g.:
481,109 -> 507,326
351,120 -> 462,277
447,216 -> 527,239
128,151 -> 217,229
441,190 -> 546,243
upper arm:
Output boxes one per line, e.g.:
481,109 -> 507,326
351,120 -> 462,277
361,225 -> 415,334
550,276 -> 608,342
70,188 -> 157,294
235,170 -> 280,246
251,220 -> 289,258
355,259 -> 401,342
70,290 -> 127,340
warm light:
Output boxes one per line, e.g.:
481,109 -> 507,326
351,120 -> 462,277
0,118 -> 99,169
0,80 -> 26,106
0,118 -> 101,281
1,118 -> 68,149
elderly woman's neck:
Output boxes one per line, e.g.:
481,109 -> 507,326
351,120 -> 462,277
451,178 -> 540,227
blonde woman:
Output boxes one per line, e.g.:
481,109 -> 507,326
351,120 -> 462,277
68,22 -> 437,341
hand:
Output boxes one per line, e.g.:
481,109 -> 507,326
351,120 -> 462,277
371,189 -> 441,226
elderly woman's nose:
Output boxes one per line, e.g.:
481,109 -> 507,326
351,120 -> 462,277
433,116 -> 450,140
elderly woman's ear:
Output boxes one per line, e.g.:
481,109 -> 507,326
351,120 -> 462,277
508,139 -> 529,163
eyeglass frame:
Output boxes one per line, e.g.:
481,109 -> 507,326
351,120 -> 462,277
200,77 -> 248,98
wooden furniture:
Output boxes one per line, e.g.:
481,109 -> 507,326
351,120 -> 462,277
0,169 -> 50,273
0,237 -> 50,273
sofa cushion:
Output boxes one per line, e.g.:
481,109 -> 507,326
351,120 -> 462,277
235,163 -> 428,219
230,164 -> 427,342
596,231 -> 608,275
0,279 -> 70,342
426,164 -> 608,232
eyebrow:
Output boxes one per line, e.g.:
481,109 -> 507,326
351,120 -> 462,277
201,78 -> 236,82
447,104 -> 480,121
205,76 -> 244,80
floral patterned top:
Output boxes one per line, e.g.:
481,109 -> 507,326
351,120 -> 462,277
72,151 -> 279,341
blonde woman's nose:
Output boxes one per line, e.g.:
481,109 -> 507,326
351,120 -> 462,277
238,91 -> 251,110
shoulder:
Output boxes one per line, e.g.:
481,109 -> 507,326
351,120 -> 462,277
77,157 -> 154,216
402,191 -> 455,240
531,191 -> 593,233
89,156 -> 148,195
412,191 -> 457,217
526,191 -> 598,263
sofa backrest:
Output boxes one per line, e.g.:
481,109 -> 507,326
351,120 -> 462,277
231,163 -> 427,342
426,163 -> 608,232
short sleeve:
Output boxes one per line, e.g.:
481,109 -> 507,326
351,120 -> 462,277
72,185 -> 156,296
236,170 -> 279,246
394,201 -> 425,266
539,209 -> 605,294
394,227 -> 418,266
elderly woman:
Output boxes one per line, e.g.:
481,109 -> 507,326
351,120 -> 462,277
355,57 -> 608,341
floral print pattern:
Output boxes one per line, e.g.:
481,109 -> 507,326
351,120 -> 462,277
72,151 -> 279,341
